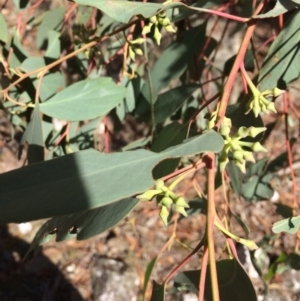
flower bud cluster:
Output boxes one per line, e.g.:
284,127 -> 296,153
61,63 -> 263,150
142,11 -> 176,45
137,179 -> 189,226
128,38 -> 145,61
245,87 -> 283,117
218,117 -> 267,173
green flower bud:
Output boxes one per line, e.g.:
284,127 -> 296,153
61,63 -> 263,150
134,48 -> 143,56
142,24 -> 153,35
237,126 -> 250,138
175,205 -> 188,217
243,151 -> 255,163
154,25 -> 162,45
130,38 -> 146,44
220,124 -> 231,137
137,189 -> 162,200
155,180 -> 164,190
160,205 -> 169,226
158,11 -> 167,19
174,197 -> 189,208
248,127 -> 266,138
272,87 -> 285,97
235,161 -> 246,173
253,102 -> 261,117
251,142 -> 267,152
266,102 -> 277,113
233,150 -> 244,164
219,157 -> 229,171
149,16 -> 157,24
164,24 -> 176,33
161,196 -> 173,208
128,46 -> 135,61
160,17 -> 171,27
230,141 -> 242,152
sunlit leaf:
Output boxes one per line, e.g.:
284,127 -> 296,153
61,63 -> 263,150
272,215 -> 300,234
40,77 -> 126,121
0,130 -> 223,223
258,10 -> 300,90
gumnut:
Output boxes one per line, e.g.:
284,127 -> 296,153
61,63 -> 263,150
155,179 -> 165,190
160,205 -> 169,226
235,160 -> 246,173
232,150 -> 244,164
243,151 -> 255,163
251,142 -> 267,152
248,127 -> 266,138
142,24 -> 153,35
161,196 -> 173,208
136,189 -> 162,200
174,196 -> 189,208
154,26 -> 162,45
174,205 -> 188,217
149,15 -> 157,24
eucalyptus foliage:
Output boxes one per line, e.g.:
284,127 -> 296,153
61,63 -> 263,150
0,0 -> 299,300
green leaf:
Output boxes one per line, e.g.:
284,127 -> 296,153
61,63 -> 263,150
258,10 -> 300,90
174,259 -> 257,301
272,215 -> 300,234
0,13 -> 8,44
150,281 -> 165,301
254,0 -> 299,19
69,118 -> 100,150
28,197 -> 139,253
137,22 -> 208,113
76,5 -> 94,24
37,7 -> 66,49
12,0 -> 30,10
116,77 -> 136,121
226,160 -> 242,197
40,77 -> 126,121
0,130 -> 223,223
143,257 -> 158,299
150,84 -> 199,124
73,0 -> 232,25
7,30 -> 28,71
151,122 -> 189,179
122,137 -> 151,151
19,102 -> 44,164
21,57 -> 65,101
45,30 -> 61,60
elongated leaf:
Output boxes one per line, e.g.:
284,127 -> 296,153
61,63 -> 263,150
29,197 -> 139,253
45,30 -> 61,60
272,215 -> 300,234
73,0 -> 238,24
226,160 -> 242,197
19,102 -> 44,164
174,259 -> 257,301
143,257 -> 158,299
21,57 -> 65,101
151,84 -> 199,124
37,7 -> 66,49
0,13 -> 8,44
140,23 -> 207,107
152,122 -> 190,179
0,130 -> 223,223
258,10 -> 300,90
7,30 -> 28,71
254,0 -> 299,19
40,77 -> 126,121
150,281 -> 165,301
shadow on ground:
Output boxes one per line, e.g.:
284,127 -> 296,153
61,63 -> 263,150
0,225 -> 84,301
